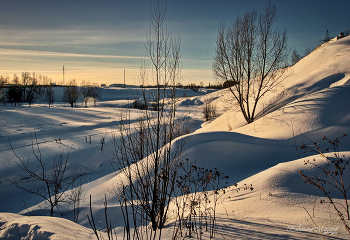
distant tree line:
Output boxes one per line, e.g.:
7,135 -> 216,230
0,72 -> 53,86
0,73 -> 102,108
175,80 -> 235,92
0,72 -> 49,107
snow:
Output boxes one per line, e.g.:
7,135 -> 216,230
0,213 -> 98,239
1,36 -> 350,239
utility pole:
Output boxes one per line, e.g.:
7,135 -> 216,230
124,68 -> 126,88
63,65 -> 65,85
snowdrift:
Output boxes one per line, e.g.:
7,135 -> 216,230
1,36 -> 350,238
0,213 -> 99,239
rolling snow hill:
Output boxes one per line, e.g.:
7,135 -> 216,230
1,36 -> 350,239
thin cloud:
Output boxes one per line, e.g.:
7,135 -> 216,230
0,48 -> 143,60
0,27 -> 146,47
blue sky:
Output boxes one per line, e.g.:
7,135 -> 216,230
0,0 -> 349,85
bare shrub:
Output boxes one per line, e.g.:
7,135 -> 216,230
9,133 -> 89,217
170,159 -> 253,239
291,49 -> 301,65
81,85 -> 101,107
203,97 -> 216,121
68,182 -> 84,223
111,0 -> 184,238
132,98 -> 148,110
100,137 -> 105,151
299,134 -> 350,233
62,81 -> 80,107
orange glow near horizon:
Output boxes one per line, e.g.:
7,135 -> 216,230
0,67 -> 215,86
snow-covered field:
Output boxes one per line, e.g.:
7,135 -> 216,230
1,36 -> 350,239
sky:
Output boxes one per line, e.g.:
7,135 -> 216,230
0,0 -> 349,86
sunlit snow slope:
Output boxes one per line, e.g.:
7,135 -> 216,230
1,36 -> 350,239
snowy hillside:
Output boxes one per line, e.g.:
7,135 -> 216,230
1,36 -> 350,239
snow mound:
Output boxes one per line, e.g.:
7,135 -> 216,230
199,36 -> 350,135
2,35 -> 350,239
0,213 -> 98,240
240,152 -> 350,197
210,151 -> 350,237
233,85 -> 350,139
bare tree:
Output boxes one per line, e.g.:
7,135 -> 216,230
45,85 -> 55,108
62,81 -> 80,107
112,0 -> 185,238
0,75 -> 7,105
9,133 -> 89,217
81,86 -> 91,107
0,90 -> 5,105
291,49 -> 301,66
345,29 -> 350,37
81,85 -> 101,107
25,83 -> 40,107
0,75 -> 9,86
90,85 -> 102,107
12,74 -> 19,85
6,85 -> 23,106
21,72 -> 30,101
203,96 -> 216,121
213,1 -> 288,124
304,47 -> 312,57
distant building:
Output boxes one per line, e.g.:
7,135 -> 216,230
109,83 -> 139,88
109,84 -> 125,87
337,32 -> 345,40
